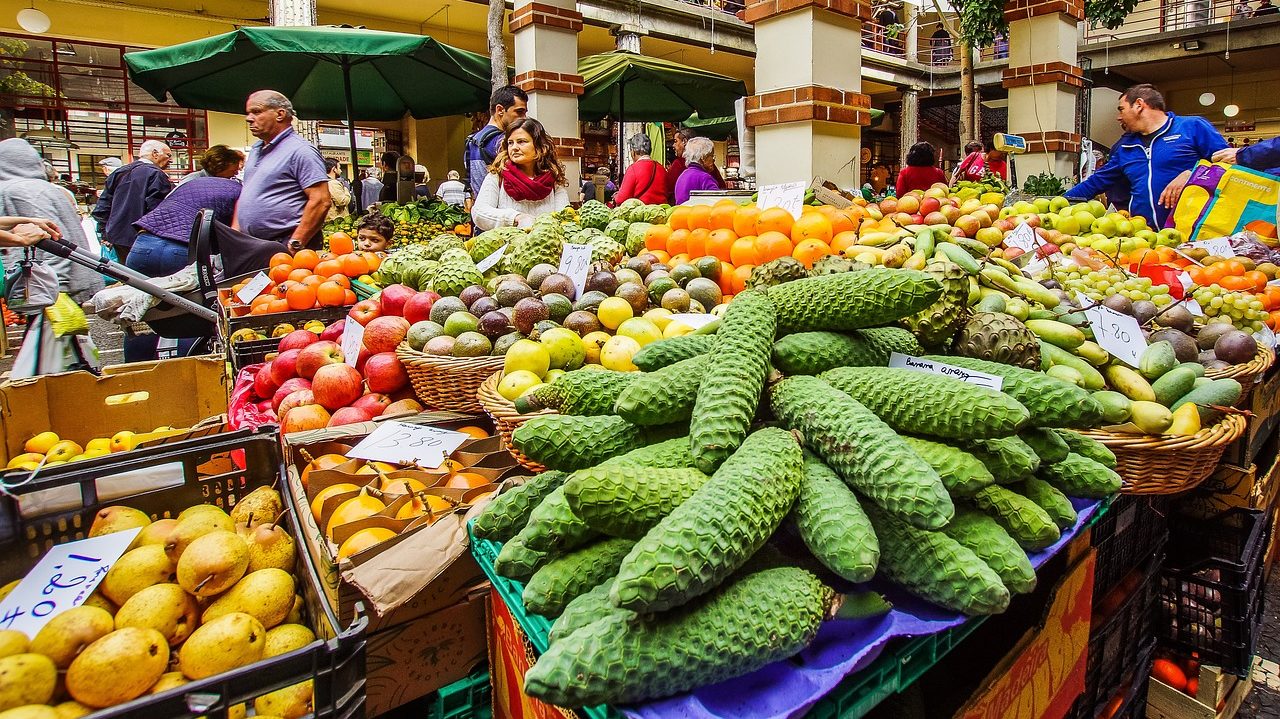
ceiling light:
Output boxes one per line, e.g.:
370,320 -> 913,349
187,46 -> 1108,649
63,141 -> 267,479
1183,39 -> 1202,51
1199,92 -> 1216,106
1224,104 -> 1240,117
16,7 -> 50,33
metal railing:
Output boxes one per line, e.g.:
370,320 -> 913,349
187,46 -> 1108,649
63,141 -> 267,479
1082,0 -> 1279,42
861,30 -> 1007,67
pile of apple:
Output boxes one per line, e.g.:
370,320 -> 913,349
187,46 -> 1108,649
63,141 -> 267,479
249,284 -> 441,432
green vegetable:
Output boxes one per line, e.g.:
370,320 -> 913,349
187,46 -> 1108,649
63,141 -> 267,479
523,537 -> 636,618
792,452 -> 879,582
472,471 -> 569,542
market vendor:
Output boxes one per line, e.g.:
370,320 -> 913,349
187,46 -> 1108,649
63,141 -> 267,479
614,133 -> 668,205
1212,137 -> 1280,176
1064,84 -> 1226,228
471,118 -> 570,230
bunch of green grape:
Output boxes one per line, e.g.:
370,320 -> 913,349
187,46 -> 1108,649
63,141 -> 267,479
1041,266 -> 1174,306
1190,285 -> 1268,332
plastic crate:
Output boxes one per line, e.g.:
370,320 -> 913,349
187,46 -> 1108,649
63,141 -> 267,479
1158,508 -> 1270,676
0,428 -> 368,719
1090,494 -> 1169,600
429,665 -> 492,719
1069,556 -> 1160,719
1110,641 -> 1155,719
223,305 -> 350,372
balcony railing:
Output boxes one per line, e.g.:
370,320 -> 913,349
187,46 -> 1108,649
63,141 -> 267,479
861,28 -> 1007,67
1082,0 -> 1279,42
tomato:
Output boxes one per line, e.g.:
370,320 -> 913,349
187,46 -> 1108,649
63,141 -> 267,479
1152,658 -> 1188,691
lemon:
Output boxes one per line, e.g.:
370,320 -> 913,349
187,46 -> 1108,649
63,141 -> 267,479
540,328 -> 586,371
503,339 -> 551,377
616,318 -> 662,347
6,452 -> 45,469
596,297 -> 634,330
600,336 -> 642,372
498,370 -> 544,401
24,431 -> 60,455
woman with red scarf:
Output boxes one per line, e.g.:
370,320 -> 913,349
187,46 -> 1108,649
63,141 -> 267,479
472,118 -> 570,230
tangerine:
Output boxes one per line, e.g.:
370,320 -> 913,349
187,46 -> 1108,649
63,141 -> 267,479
732,205 -> 760,237
668,206 -> 692,231
755,207 -> 795,236
709,201 -> 739,231
645,225 -> 672,252
730,264 -> 754,295
706,228 -> 738,262
687,228 -> 710,259
293,249 -> 320,270
687,204 -> 713,231
791,213 -> 834,244
1243,270 -> 1269,292
755,231 -> 795,263
327,232 -> 355,255
830,209 -> 858,235
831,231 -> 859,254
792,239 -> 834,268
730,236 -> 760,266
666,229 -> 690,257
647,249 -> 671,265
717,261 -> 735,296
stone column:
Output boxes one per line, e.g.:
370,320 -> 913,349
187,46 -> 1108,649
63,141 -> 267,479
613,25 -> 647,176
744,0 -> 873,188
1002,0 -> 1085,180
900,86 -> 919,167
903,2 -> 918,62
270,0 -> 320,144
512,0 -> 585,190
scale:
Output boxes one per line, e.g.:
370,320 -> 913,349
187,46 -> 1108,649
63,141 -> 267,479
993,133 -> 1027,190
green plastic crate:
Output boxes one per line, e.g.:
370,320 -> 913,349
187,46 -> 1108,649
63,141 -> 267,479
351,279 -> 380,300
429,665 -> 492,719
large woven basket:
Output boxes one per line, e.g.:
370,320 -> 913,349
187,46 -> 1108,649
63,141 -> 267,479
477,371 -> 555,471
1205,346 -> 1274,403
1076,413 -> 1248,495
397,343 -> 504,413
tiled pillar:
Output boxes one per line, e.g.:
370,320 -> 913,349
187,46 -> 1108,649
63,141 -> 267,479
900,86 -> 919,167
744,0 -> 873,188
270,0 -> 320,145
512,0 -> 585,190
903,2 -> 918,62
1002,0 -> 1084,180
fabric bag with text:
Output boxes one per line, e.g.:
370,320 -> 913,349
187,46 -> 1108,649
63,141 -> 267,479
1171,160 -> 1280,244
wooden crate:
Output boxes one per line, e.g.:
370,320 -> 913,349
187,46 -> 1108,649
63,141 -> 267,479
1146,664 -> 1252,719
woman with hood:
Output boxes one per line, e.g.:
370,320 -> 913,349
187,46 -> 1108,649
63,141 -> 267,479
0,138 -> 103,303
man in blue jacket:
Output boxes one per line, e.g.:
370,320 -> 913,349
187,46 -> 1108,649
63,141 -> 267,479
92,139 -> 173,263
1066,84 -> 1227,228
1213,138 -> 1280,176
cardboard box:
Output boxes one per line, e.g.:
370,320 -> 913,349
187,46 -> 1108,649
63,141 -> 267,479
1146,663 -> 1252,719
488,590 -> 584,719
955,547 -> 1095,719
1222,366 -> 1280,467
0,355 -> 227,466
1180,456 -> 1280,518
364,587 -> 488,716
809,177 -> 855,209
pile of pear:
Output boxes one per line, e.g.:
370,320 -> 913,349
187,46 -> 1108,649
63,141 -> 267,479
0,487 -> 318,719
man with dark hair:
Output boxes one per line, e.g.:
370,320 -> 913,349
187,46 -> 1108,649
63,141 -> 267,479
1065,83 -> 1226,227
464,85 -> 529,198
377,151 -> 400,203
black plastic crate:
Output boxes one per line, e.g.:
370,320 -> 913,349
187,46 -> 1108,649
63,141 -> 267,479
1113,642 -> 1155,719
1091,494 -> 1169,600
0,428 -> 367,719
224,305 -> 350,373
1069,556 -> 1160,719
1158,508 -> 1270,676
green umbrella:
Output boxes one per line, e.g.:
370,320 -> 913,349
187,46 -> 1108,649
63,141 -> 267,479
125,25 -> 493,210
681,108 -> 884,141
578,51 -> 747,123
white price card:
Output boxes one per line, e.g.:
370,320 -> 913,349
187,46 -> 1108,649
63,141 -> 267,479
667,313 -> 718,329
0,528 -> 141,637
341,319 -> 365,368
1079,299 -> 1147,368
1255,324 -> 1277,350
1178,271 -> 1195,291
235,272 -> 272,304
1269,278 -> 1280,287
1187,237 -> 1235,258
346,421 -> 470,468
1185,297 -> 1205,317
889,352 -> 1003,390
1005,223 -> 1039,253
756,181 -> 807,220
558,243 -> 593,299
476,244 -> 508,273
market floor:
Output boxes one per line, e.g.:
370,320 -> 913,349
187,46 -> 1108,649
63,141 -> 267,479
1238,567 -> 1280,717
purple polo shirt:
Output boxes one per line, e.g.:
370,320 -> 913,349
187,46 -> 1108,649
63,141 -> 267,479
237,126 -> 328,242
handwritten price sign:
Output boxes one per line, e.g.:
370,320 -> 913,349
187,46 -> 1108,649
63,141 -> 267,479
1077,294 -> 1147,367
1005,223 -> 1039,253
756,181 -> 807,220
889,352 -> 1003,390
558,243 -> 593,299
346,421 -> 470,468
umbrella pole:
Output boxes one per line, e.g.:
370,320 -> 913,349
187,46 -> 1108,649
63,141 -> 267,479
342,58 -> 364,215
618,81 -> 625,179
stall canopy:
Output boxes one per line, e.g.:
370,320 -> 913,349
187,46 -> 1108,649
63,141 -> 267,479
682,108 -> 886,141
577,51 -> 747,123
124,25 -> 493,209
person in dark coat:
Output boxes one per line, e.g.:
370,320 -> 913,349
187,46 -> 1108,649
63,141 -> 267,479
91,139 -> 174,263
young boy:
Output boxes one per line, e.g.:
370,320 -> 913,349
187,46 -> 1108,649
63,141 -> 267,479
356,213 -> 394,254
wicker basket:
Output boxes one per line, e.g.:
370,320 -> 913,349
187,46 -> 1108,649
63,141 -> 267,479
397,344 -> 504,413
1076,413 -> 1248,495
477,371 -> 556,471
1205,346 -> 1274,403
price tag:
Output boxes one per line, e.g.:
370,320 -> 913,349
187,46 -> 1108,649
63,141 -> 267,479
0,529 -> 141,637
558,243 -> 593,299
1187,237 -> 1234,258
756,181 -> 807,220
1185,297 -> 1205,317
1178,271 -> 1195,291
341,319 -> 365,368
476,244 -> 507,273
1255,324 -> 1277,350
235,272 -> 272,304
667,313 -> 717,329
889,352 -> 1003,390
1106,203 -> 1118,213
346,421 -> 470,468
1024,257 -> 1049,275
1078,297 -> 1147,367
1005,223 -> 1038,253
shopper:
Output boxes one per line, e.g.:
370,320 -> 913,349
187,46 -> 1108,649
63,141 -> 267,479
233,90 -> 332,251
356,212 -> 395,254
436,169 -> 469,208
1065,84 -> 1226,227
91,139 -> 173,264
377,151 -> 400,203
177,145 -> 245,187
465,86 -> 529,199
1253,0 -> 1278,16
896,142 -> 948,196
472,118 -> 570,230
0,216 -> 60,247
952,141 -> 986,184
665,128 -> 725,204
985,149 -> 1009,181
360,168 -> 385,209
1213,138 -> 1280,175
413,165 -> 432,198
99,157 -> 122,176
324,158 -> 352,221
673,137 -> 721,204
614,133 -> 668,205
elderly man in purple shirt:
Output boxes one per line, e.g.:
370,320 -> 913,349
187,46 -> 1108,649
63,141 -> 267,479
233,90 -> 331,252
673,137 -> 722,204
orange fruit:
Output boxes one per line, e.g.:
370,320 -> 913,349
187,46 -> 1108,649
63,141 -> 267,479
285,283 -> 317,311
733,205 -> 760,237
267,298 -> 290,313
709,201 -> 739,231
328,274 -> 352,289
341,254 -> 369,277
706,229 -> 738,263
288,267 -> 313,282
717,261 -> 735,295
792,239 -> 834,268
668,254 -> 691,267
730,264 -> 754,295
310,483 -> 360,522
292,249 -> 319,270
687,205 -> 713,231
358,251 -> 381,271
317,281 -> 347,307
755,207 -> 795,237
250,294 -> 274,309
730,236 -> 760,266
444,472 -> 490,490
668,206 -> 692,231
686,229 -> 710,260
829,209 -> 857,236
1219,275 -> 1250,292
344,289 -> 358,305
1219,259 -> 1246,276
336,527 -> 395,561
249,303 -> 272,315
647,249 -> 671,265
755,231 -> 795,263
666,229 -> 690,258
1243,270 -> 1268,292
269,251 -> 294,268
644,225 -> 672,252
327,232 -> 355,256
831,231 -> 858,254
792,213 -> 833,244
300,274 -> 325,288
268,263 -> 293,284
314,259 -> 344,278
455,425 -> 490,439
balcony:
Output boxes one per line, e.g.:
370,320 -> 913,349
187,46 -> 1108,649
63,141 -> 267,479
1082,0 -> 1278,42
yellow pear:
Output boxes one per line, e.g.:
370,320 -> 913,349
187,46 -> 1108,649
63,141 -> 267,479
253,680 -> 312,719
263,624 -> 316,658
44,441 -> 83,463
52,701 -> 92,719
0,653 -> 57,711
5,454 -> 44,470
109,431 -> 138,453
30,605 -> 114,669
101,545 -> 175,605
22,431 -> 59,455
164,508 -> 234,563
246,523 -> 296,574
176,531 -> 248,598
130,518 -> 178,550
0,633 -> 27,660
0,582 -> 16,604
65,628 -> 168,708
201,569 -> 293,629
229,487 -> 282,529
80,592 -> 115,615
145,671 -> 187,695
285,595 -> 304,625
89,506 -> 150,538
84,438 -> 111,454
114,584 -> 200,646
0,706 -> 59,719
178,612 -> 264,680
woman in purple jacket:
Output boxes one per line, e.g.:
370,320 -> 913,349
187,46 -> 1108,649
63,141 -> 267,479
673,137 -> 722,204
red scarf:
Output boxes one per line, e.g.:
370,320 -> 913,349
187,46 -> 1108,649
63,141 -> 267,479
501,165 -> 556,202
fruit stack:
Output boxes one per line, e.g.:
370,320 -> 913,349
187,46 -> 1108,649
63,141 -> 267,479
223,232 -> 381,318
7,424 -> 185,472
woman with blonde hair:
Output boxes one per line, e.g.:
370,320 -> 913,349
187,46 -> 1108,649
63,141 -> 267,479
472,118 -> 570,229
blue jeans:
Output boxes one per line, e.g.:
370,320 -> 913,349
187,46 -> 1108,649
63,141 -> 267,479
123,232 -> 199,362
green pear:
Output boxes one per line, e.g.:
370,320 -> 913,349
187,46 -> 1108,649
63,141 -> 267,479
164,508 -> 234,563
145,671 -> 187,695
176,504 -> 227,523
253,680 -> 312,719
115,583 -> 200,646
65,628 -> 168,708
176,531 -> 248,597
0,653 -> 56,710
0,706 -> 60,719
246,523 -> 296,574
89,506 -> 150,538
101,545 -> 176,605
229,487 -> 282,529
52,702 -> 92,719
178,612 -> 264,680
130,518 -> 178,550
201,569 -> 294,629
30,605 -> 114,669
262,624 -> 315,658
0,632 -> 28,660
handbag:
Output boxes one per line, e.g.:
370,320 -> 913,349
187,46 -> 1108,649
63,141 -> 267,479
1171,160 -> 1280,242
4,249 -> 60,315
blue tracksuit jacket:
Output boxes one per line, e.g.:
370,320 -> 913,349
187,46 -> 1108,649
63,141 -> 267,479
1238,138 -> 1280,177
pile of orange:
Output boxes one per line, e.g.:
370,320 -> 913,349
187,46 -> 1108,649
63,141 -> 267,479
642,200 -> 865,295
225,232 -> 382,316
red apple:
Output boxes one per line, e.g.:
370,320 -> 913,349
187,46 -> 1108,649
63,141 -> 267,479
312,363 -> 364,411
364,352 -> 410,394
362,316 -> 411,354
402,291 -> 439,325
348,299 -> 382,326
320,319 -> 346,343
277,329 -> 318,353
281,404 -> 331,434
1005,247 -> 1025,259
270,348 -> 302,385
328,406 -> 374,427
296,340 -> 344,379
920,196 -> 941,215
352,393 -> 392,417
383,398 -> 424,416
910,213 -> 925,225
378,284 -> 417,318
277,389 -> 316,417
954,215 -> 982,237
1037,243 -> 1062,258
271,378 -> 312,412
356,347 -> 372,373
993,218 -> 1016,233
949,226 -> 968,238
253,364 -> 280,400
878,197 -> 898,214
